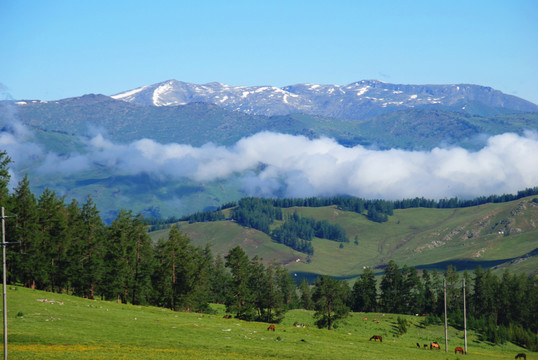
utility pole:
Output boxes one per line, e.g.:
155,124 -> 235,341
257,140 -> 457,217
444,278 -> 448,353
463,278 -> 468,354
2,206 -> 7,360
2,207 -> 17,360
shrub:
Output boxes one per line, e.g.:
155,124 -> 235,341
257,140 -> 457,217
396,316 -> 408,335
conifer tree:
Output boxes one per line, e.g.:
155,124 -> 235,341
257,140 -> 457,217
80,196 -> 105,299
225,246 -> 254,319
352,267 -> 377,312
103,210 -> 153,304
276,265 -> 296,309
404,266 -> 423,314
312,276 -> 350,330
37,189 -> 68,292
65,196 -> 105,298
9,174 -> 39,287
209,254 -> 231,304
0,151 -> 11,205
154,225 -> 205,311
186,243 -> 213,313
299,278 -> 313,310
380,260 -> 404,313
65,198 -> 84,295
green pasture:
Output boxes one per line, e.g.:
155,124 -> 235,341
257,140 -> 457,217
2,286 -> 533,359
150,197 -> 538,278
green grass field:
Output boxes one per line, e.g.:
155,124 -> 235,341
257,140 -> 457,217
3,286 -> 533,359
149,196 -> 538,278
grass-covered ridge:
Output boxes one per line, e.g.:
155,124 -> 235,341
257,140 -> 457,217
149,195 -> 538,277
4,286 -> 532,359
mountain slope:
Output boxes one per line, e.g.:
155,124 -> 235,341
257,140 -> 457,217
149,196 -> 538,278
10,95 -> 367,147
112,79 -> 538,119
9,95 -> 538,150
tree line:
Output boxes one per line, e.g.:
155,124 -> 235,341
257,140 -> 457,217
271,211 -> 348,255
184,197 -> 349,254
171,187 -> 538,231
350,261 -> 537,350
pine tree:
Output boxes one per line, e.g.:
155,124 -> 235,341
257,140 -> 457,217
8,174 -> 39,287
102,210 -> 153,304
37,189 -> 68,292
64,198 -> 84,295
225,246 -> 254,319
249,257 -> 273,321
312,276 -> 350,330
130,213 -> 154,305
471,266 -> 496,320
380,260 -> 404,313
420,269 -> 436,314
405,267 -> 423,314
187,244 -> 213,313
444,265 -> 461,311
275,265 -> 296,309
299,278 -> 313,310
352,267 -> 377,312
209,255 -> 231,304
80,196 -> 105,299
0,151 -> 11,205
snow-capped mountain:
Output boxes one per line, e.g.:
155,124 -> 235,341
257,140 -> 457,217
112,79 -> 538,119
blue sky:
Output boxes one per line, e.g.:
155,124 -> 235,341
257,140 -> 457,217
1,0 -> 537,103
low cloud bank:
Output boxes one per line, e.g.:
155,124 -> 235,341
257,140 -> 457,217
1,108 -> 538,200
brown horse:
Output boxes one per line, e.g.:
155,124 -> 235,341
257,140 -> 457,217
369,335 -> 382,342
455,347 -> 464,354
267,324 -> 276,331
430,342 -> 440,350
223,315 -> 232,319
515,354 -> 526,360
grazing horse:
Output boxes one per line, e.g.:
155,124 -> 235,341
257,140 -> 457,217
223,315 -> 232,319
369,335 -> 382,342
416,342 -> 420,349
515,354 -> 526,360
430,342 -> 440,350
424,344 -> 428,349
267,324 -> 276,331
455,347 -> 464,354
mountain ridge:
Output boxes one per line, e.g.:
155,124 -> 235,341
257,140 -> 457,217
111,79 -> 538,119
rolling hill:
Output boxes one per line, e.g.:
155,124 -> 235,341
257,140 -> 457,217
149,195 -> 538,278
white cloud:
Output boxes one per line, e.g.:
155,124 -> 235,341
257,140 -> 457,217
2,114 -> 538,201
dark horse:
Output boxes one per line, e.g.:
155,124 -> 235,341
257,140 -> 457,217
455,347 -> 464,354
515,354 -> 526,360
369,335 -> 382,342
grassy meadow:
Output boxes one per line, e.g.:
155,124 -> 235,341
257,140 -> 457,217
3,286 -> 533,359
149,196 -> 538,278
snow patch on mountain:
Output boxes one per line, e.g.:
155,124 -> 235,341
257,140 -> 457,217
111,85 -> 149,100
110,79 -> 538,119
